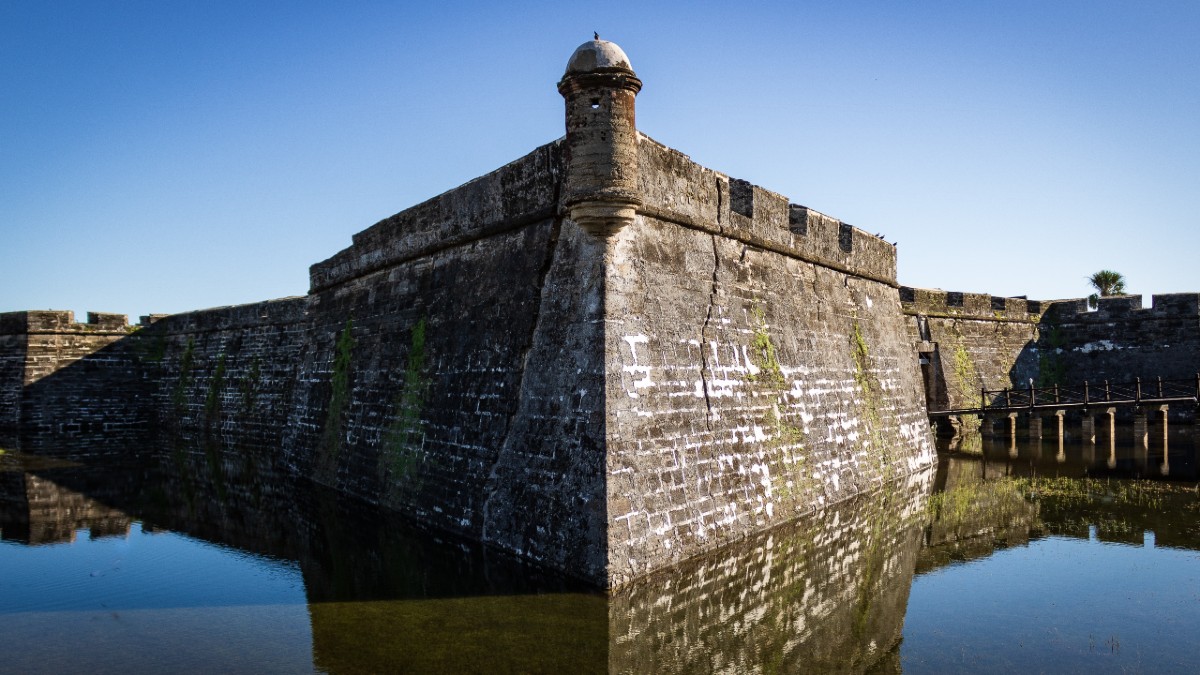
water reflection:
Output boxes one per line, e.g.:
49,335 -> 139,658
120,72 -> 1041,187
0,435 -> 934,673
9,424 -> 1200,672
906,436 -> 1200,672
944,422 -> 1198,480
609,470 -> 931,674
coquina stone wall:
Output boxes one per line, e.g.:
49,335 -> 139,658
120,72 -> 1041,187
0,311 -> 143,453
255,132 -> 938,587
142,297 -> 308,447
0,301 -> 307,456
1042,294 -> 1200,384
282,141 -> 618,581
901,287 -> 1200,424
0,143 -> 936,589
899,287 -> 1043,413
602,138 -> 935,584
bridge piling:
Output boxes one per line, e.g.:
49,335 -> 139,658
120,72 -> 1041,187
1103,407 -> 1117,445
1135,435 -> 1149,473
1081,413 -> 1096,444
1028,415 -> 1042,440
1156,405 -> 1170,476
928,377 -> 1199,447
1158,404 -> 1169,445
1055,410 -> 1066,463
1106,431 -> 1117,470
1134,408 -> 1149,450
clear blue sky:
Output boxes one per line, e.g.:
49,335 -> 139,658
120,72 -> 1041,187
3,1 -> 1197,320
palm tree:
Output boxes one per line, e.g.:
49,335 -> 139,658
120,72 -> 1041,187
1087,269 -> 1126,308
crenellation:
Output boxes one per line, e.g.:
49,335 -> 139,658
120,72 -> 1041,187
786,203 -> 809,235
1096,294 -> 1141,316
0,310 -> 137,336
1041,298 -> 1089,321
962,292 -> 993,316
0,312 -> 31,335
22,310 -> 77,333
901,286 -> 1038,322
638,142 -> 896,286
86,312 -> 128,329
729,178 -> 755,218
1040,293 -> 1200,324
1151,293 -> 1200,315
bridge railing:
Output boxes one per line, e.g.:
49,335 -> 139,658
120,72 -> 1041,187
935,375 -> 1200,416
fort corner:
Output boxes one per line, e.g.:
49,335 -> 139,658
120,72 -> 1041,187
1,38 -> 940,588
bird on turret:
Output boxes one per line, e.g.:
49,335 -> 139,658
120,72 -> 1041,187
594,32 -> 600,40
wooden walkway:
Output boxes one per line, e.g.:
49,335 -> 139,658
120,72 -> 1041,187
928,376 -> 1200,418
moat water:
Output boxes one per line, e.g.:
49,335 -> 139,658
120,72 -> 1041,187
2,431 -> 1199,673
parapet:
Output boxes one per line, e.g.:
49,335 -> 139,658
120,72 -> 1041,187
143,297 -> 308,335
898,286 -> 1044,321
637,137 -> 897,286
0,310 -> 133,336
899,288 -> 1200,326
309,141 -> 563,293
1042,293 -> 1200,323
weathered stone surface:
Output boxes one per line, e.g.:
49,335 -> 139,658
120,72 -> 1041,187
0,310 -> 143,452
560,39 -> 642,236
1043,293 -> 1200,383
143,297 -> 308,448
901,286 -> 1200,423
288,212 -> 612,580
899,288 -> 1041,414
605,144 -> 933,584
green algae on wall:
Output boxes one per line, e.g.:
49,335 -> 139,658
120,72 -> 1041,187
204,353 -> 227,427
747,303 -> 784,386
240,357 -> 261,414
850,321 -> 892,477
381,317 -> 431,497
745,301 -> 813,506
172,337 -> 196,413
317,319 -> 355,479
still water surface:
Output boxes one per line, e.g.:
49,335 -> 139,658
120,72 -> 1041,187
902,435 -> 1200,673
2,433 -> 1199,673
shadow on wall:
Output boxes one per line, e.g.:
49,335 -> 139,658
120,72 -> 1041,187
0,301 -> 307,459
2,319 -> 151,457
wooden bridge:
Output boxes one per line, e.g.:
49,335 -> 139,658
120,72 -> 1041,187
928,376 -> 1200,418
929,375 -> 1200,446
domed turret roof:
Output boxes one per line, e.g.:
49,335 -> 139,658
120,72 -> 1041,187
564,39 -> 635,76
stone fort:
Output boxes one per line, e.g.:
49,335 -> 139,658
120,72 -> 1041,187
2,39 -> 1197,588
